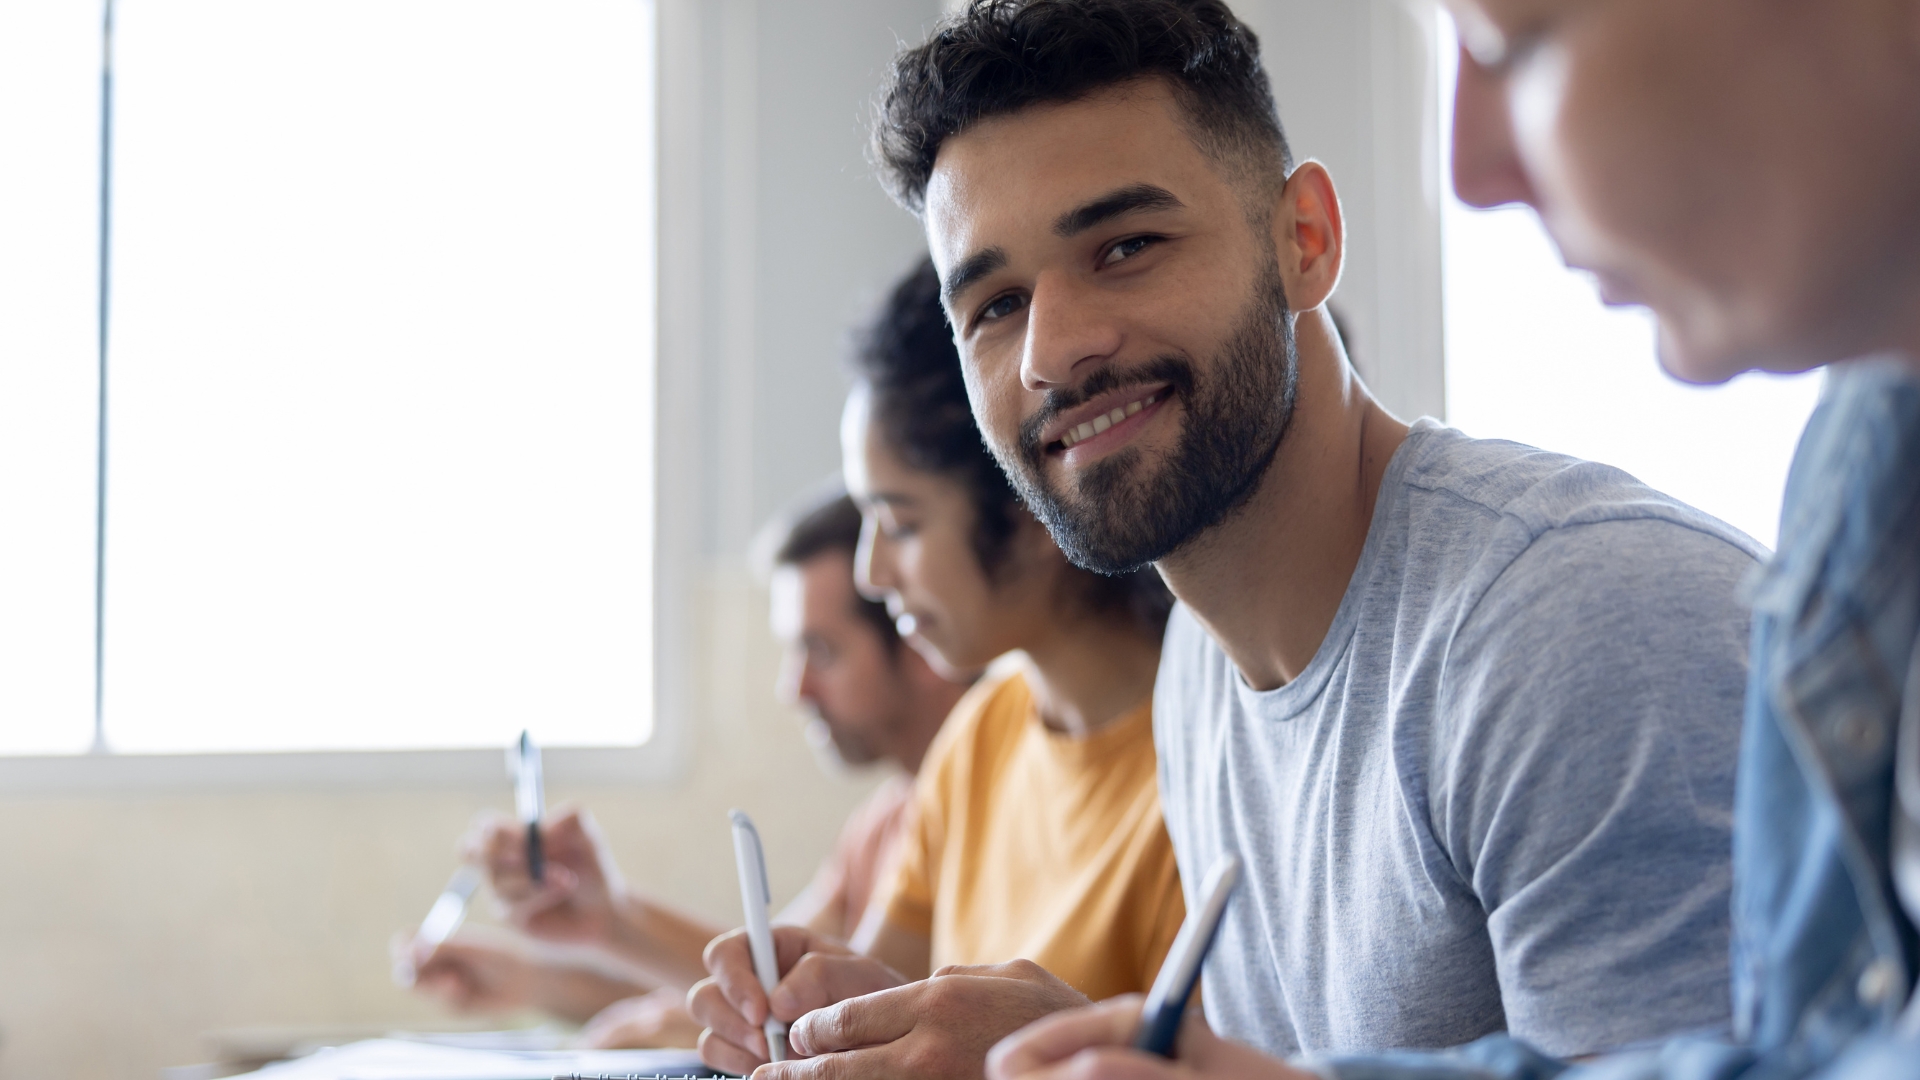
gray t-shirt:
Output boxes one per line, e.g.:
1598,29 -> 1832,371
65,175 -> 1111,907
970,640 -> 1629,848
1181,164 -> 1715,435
1156,421 -> 1759,1059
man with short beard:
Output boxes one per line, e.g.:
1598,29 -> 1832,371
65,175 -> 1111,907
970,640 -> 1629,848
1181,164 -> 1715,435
765,0 -> 1762,1070
993,0 -> 1920,1076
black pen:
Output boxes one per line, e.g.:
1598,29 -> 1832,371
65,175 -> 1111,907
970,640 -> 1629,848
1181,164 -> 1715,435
1132,854 -> 1241,1057
513,730 -> 546,884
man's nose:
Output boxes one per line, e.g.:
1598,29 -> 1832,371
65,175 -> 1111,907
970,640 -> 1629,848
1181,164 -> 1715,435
1020,273 -> 1124,391
793,662 -> 824,711
1450,45 -> 1540,210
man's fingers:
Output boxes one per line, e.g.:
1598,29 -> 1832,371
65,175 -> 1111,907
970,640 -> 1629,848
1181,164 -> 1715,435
933,960 -> 1038,979
704,925 -> 839,1025
786,982 -> 921,1057
986,996 -> 1144,1080
688,976 -> 769,1060
754,1047 -> 884,1080
769,953 -> 906,1023
704,929 -> 774,1026
774,924 -> 848,968
467,816 -> 543,899
457,810 -> 515,861
696,1025 -> 768,1077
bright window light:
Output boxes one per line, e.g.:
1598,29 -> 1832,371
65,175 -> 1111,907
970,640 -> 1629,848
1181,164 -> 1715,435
3,0 -> 656,755
0,0 -> 99,754
1436,19 -> 1819,550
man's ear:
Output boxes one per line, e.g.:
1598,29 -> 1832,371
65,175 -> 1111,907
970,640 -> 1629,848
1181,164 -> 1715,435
1269,161 -> 1345,311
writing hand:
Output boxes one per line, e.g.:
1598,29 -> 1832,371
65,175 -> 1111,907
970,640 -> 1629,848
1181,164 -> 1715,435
461,805 -> 624,946
393,929 -> 537,1014
687,925 -> 906,1075
575,987 -> 705,1049
754,959 -> 1090,1080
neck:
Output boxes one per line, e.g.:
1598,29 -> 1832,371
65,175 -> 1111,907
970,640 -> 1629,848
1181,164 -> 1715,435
894,662 -> 972,775
1016,611 -> 1162,740
1156,308 -> 1409,691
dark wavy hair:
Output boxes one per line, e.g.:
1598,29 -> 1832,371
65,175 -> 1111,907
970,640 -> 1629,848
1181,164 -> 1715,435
872,0 -> 1292,214
852,258 -> 1173,637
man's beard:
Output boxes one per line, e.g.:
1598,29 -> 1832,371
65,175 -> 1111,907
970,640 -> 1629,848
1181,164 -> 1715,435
804,714 -> 881,769
1006,265 -> 1297,575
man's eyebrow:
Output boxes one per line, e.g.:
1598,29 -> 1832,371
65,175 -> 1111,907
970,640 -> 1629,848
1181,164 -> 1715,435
941,247 -> 1008,307
1053,183 -> 1185,238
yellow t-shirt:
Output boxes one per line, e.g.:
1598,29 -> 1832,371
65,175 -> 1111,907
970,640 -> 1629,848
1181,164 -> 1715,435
877,670 -> 1186,1001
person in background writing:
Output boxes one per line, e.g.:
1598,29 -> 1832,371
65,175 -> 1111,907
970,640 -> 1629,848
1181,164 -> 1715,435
398,489 -> 970,1048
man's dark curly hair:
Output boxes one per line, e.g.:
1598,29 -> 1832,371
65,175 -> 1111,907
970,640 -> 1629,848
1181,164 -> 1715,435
852,257 -> 1173,637
873,0 -> 1293,214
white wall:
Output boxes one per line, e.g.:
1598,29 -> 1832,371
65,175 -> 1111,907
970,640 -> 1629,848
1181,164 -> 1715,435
1235,0 -> 1444,421
0,3 -> 1437,1077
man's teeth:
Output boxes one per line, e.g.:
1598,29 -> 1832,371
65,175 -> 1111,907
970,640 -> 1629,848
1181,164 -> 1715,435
1059,392 -> 1159,449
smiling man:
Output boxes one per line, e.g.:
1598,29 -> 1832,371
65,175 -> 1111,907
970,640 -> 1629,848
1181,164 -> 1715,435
838,0 -> 1763,1068
988,0 -> 1920,1079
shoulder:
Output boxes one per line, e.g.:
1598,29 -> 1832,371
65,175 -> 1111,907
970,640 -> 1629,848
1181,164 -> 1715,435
839,773 -> 914,846
1401,423 -> 1763,555
914,665 -> 1030,789
1394,423 -> 1764,634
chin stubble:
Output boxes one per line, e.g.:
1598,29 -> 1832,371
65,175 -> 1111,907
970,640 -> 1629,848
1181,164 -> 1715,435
1004,266 -> 1297,575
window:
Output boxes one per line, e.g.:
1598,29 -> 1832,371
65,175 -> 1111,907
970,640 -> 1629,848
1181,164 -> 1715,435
1436,18 -> 1821,550
0,0 -> 655,756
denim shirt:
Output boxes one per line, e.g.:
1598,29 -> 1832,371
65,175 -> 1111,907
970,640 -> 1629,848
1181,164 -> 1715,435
1309,359 -> 1920,1080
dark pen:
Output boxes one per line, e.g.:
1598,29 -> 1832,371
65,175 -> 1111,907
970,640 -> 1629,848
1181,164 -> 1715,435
513,730 -> 545,884
1132,854 -> 1241,1057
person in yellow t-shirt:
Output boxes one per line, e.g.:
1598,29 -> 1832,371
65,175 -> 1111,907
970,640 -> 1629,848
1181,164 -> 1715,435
689,258 -> 1183,1080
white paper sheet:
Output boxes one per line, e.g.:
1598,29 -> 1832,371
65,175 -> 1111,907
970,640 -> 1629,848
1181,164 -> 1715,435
232,1038 -> 715,1080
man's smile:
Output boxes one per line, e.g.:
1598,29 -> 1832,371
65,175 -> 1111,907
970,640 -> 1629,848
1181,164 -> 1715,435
1041,383 -> 1175,465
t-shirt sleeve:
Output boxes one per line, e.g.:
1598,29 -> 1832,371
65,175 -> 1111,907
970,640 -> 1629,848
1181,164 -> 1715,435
1433,517 -> 1751,1055
875,781 -> 938,938
776,846 -> 848,936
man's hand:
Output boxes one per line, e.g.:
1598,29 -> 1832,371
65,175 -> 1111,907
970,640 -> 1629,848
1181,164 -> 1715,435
687,925 -> 907,1075
462,806 -> 625,946
752,959 -> 1091,1080
575,987 -> 705,1049
986,994 -> 1314,1080
393,930 -> 539,1014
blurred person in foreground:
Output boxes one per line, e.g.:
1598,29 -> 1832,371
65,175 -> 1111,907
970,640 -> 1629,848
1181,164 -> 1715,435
398,490 -> 970,1047
843,0 -> 1762,1073
687,258 -> 1185,1079
991,0 -> 1920,1078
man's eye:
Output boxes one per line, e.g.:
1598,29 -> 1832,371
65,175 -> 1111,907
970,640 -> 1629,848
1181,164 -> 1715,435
1102,235 -> 1157,266
978,293 -> 1026,323
881,519 -> 918,540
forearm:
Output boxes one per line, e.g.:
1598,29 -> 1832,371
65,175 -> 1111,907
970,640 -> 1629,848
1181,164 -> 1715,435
603,892 -> 726,989
855,915 -> 932,981
526,963 -> 654,1025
